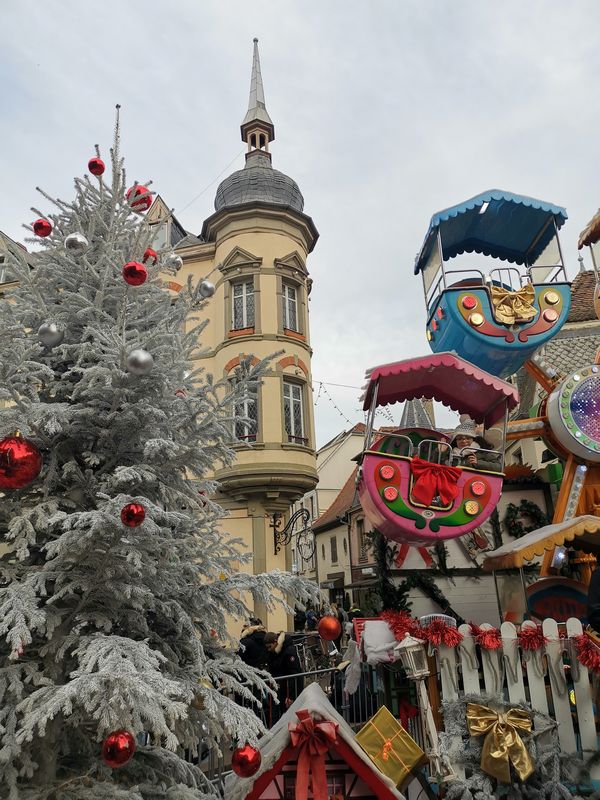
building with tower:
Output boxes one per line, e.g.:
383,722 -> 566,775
148,40 -> 319,629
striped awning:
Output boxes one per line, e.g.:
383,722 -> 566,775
482,515 -> 600,571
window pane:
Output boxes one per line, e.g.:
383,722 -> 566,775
246,283 -> 255,326
330,537 -> 338,563
283,283 -> 298,331
234,395 -> 258,441
284,382 -> 305,443
232,281 -> 254,329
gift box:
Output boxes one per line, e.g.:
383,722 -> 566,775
355,705 -> 427,789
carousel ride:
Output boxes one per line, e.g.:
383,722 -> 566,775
358,189 -> 579,554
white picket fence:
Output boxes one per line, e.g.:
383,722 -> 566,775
434,618 -> 600,780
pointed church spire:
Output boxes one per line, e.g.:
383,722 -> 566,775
241,38 -> 275,152
400,398 -> 435,430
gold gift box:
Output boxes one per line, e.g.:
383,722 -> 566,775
356,705 -> 427,789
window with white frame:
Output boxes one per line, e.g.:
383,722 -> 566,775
282,282 -> 299,331
233,394 -> 258,442
231,280 -> 254,329
150,221 -> 169,250
283,381 -> 306,444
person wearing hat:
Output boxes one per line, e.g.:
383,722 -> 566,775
448,417 -> 500,471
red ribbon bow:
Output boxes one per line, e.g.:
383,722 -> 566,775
288,709 -> 339,800
410,457 -> 461,507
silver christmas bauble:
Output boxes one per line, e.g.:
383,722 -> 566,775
38,322 -> 64,348
64,232 -> 89,254
165,252 -> 183,271
126,348 -> 154,376
199,280 -> 215,298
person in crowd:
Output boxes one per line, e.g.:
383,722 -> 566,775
305,605 -> 319,631
264,631 -> 303,720
447,418 -> 500,471
238,617 -> 268,669
293,606 -> 306,632
348,601 -> 363,622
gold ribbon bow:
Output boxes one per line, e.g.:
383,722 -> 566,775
466,703 -> 534,784
491,284 -> 537,325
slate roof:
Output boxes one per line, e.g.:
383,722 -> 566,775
400,398 -> 433,429
313,467 -> 359,533
567,269 -> 597,322
214,150 -> 304,213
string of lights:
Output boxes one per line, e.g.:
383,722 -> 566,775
318,382 -> 353,425
312,378 -> 396,427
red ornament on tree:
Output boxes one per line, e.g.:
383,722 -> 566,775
33,219 -> 52,237
317,615 -> 342,642
142,247 -> 157,266
122,261 -> 148,287
231,744 -> 261,778
121,503 -> 145,528
0,435 -> 42,490
101,730 -> 136,768
88,157 -> 105,176
126,185 -> 152,212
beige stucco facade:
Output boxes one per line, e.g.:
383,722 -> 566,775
145,46 -> 320,631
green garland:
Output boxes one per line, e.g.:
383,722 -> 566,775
369,530 -> 465,625
504,499 -> 548,539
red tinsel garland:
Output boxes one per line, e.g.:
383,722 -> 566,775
517,626 -> 547,652
423,618 -> 464,647
380,610 -> 421,640
469,622 -> 502,650
574,635 -> 600,674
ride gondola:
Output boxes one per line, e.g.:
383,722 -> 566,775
358,353 -> 519,546
414,189 -> 571,379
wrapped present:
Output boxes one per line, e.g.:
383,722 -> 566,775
356,705 -> 427,789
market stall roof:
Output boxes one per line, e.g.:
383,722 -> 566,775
578,208 -> 600,249
482,515 -> 600,571
361,352 -> 519,427
414,189 -> 568,274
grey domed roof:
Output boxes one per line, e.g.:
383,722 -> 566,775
214,151 -> 304,213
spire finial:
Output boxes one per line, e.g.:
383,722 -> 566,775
241,38 -> 275,148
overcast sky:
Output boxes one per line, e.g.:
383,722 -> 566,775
2,1 -> 599,446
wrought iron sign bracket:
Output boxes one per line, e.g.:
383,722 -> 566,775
270,507 -> 314,559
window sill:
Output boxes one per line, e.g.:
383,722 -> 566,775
228,327 -> 255,338
283,328 -> 306,342
281,442 -> 313,454
231,440 -> 265,450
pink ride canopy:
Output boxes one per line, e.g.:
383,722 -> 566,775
361,352 -> 518,428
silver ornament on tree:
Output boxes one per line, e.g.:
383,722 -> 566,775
126,348 -> 154,376
164,252 -> 183,271
64,232 -> 89,255
38,322 -> 64,348
199,280 -> 215,298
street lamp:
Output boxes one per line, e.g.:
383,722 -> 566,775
394,633 -> 456,783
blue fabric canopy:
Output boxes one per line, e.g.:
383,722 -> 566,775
414,189 -> 568,274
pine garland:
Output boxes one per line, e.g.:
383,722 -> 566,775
504,499 -> 548,539
441,692 -> 591,800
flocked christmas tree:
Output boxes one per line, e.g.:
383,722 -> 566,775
0,111 -> 312,799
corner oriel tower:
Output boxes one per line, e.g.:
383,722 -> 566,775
174,39 -> 319,627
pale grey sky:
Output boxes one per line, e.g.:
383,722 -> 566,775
1,1 -> 599,445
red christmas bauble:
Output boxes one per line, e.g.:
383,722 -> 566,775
231,744 -> 261,778
33,219 -> 52,237
121,503 -> 145,527
318,615 -> 341,641
101,730 -> 136,768
126,185 -> 152,212
122,261 -> 148,287
142,247 -> 157,266
88,157 -> 105,176
0,436 -> 42,490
